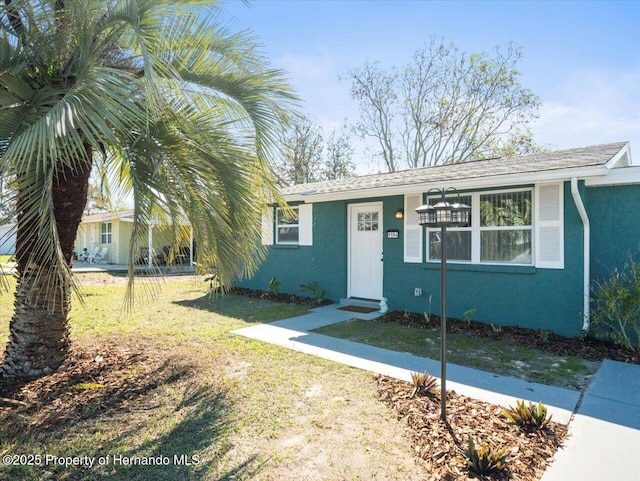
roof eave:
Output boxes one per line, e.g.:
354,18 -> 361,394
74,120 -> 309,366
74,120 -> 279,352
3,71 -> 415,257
585,165 -> 640,186
285,165 -> 610,203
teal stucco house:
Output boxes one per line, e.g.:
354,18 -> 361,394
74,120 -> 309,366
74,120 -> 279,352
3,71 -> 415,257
242,142 -> 639,338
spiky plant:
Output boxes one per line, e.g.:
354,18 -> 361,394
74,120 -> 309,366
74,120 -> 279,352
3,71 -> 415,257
410,371 -> 439,398
503,399 -> 553,431
459,438 -> 510,477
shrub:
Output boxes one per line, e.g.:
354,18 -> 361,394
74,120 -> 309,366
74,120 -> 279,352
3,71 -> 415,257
590,257 -> 640,351
459,438 -> 510,477
503,399 -> 552,431
410,371 -> 439,398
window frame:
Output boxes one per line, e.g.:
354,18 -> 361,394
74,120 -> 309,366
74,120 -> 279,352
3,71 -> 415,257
425,187 -> 534,266
275,207 -> 300,245
100,222 -> 112,245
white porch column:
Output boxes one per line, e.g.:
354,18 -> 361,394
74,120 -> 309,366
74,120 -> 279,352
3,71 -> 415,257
148,222 -> 153,267
189,225 -> 194,267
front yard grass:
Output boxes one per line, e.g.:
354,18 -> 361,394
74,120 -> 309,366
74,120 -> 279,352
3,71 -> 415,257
0,274 -> 424,481
314,319 -> 599,390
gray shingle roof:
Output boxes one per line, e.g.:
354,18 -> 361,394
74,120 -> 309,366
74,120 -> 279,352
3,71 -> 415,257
282,142 -> 629,198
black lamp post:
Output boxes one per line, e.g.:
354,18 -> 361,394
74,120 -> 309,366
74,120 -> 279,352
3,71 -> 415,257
415,188 -> 471,421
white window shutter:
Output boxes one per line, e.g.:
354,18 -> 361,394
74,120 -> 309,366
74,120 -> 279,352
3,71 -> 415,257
404,194 -> 423,263
261,207 -> 274,246
535,183 -> 564,269
298,203 -> 313,246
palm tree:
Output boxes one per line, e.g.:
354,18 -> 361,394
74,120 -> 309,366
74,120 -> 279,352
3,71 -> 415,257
0,0 -> 296,378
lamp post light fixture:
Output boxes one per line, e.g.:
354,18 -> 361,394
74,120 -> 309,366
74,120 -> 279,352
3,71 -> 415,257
415,188 -> 471,422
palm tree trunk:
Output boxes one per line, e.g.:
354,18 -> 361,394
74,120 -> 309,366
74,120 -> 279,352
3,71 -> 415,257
2,267 -> 72,377
2,151 -> 92,378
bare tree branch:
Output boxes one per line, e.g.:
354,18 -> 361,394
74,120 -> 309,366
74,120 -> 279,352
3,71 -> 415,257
348,39 -> 542,170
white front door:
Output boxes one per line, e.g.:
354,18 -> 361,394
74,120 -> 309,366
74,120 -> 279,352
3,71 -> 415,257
348,202 -> 383,300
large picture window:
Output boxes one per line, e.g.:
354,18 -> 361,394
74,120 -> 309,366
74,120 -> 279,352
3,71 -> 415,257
276,207 -> 299,244
100,222 -> 112,244
426,189 -> 533,266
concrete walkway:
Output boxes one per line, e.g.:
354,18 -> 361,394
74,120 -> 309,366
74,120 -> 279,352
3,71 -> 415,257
233,304 -> 640,480
541,359 -> 640,480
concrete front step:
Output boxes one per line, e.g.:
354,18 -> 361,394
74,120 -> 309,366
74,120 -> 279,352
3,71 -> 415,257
339,298 -> 381,310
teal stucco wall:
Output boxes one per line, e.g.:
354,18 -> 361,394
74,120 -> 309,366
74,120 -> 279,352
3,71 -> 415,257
587,183 -> 640,282
241,201 -> 348,301
241,181 -> 640,338
382,184 -> 585,337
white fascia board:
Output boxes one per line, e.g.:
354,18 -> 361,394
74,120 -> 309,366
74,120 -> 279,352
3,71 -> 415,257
285,166 -> 609,203
585,166 -> 640,186
604,142 -> 632,169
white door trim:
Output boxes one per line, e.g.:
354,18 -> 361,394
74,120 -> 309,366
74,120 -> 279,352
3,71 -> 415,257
347,201 -> 383,300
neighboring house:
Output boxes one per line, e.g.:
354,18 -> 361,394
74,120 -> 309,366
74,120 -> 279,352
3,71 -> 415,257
241,142 -> 640,338
75,210 -> 194,266
0,222 -> 16,255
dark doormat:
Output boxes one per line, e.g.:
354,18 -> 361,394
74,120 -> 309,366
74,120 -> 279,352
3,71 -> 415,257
338,305 -> 379,314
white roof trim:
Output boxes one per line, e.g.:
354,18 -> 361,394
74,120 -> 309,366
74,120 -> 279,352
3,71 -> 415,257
585,166 -> 640,186
604,143 -> 632,169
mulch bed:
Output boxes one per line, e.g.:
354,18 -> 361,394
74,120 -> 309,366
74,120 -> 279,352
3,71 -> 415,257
380,311 -> 639,365
376,375 -> 567,481
228,286 -> 332,308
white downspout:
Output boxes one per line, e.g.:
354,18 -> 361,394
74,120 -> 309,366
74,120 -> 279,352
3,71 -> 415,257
571,177 -> 590,332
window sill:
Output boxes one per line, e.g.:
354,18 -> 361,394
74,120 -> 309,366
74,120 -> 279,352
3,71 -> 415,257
423,262 -> 535,275
273,244 -> 299,249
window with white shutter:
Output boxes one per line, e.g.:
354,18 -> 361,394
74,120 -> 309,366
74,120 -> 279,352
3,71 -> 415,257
298,203 -> 313,246
535,183 -> 564,269
404,194 -> 423,263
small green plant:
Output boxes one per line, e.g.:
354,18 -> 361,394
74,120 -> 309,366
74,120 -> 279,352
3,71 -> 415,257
423,294 -> 433,326
539,329 -> 550,342
409,371 -> 439,398
74,382 -> 105,390
490,323 -> 502,333
299,281 -> 325,303
463,308 -> 477,327
459,438 -> 510,477
590,256 -> 640,351
268,277 -> 281,295
503,399 -> 552,431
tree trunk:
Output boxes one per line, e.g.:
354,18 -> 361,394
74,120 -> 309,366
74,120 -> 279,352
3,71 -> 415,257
2,150 -> 92,378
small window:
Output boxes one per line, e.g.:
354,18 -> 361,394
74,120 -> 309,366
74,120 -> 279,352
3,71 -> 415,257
100,222 -> 112,244
276,208 -> 299,244
357,212 -> 379,231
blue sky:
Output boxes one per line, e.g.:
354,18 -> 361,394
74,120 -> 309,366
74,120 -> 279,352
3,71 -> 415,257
223,0 -> 640,172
